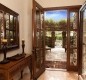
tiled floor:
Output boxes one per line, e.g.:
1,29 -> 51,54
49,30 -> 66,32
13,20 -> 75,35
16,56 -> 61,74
46,47 -> 66,61
45,61 -> 66,69
45,47 -> 67,69
38,69 -> 78,80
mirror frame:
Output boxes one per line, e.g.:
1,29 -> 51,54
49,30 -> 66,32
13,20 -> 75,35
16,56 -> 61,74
0,3 -> 19,52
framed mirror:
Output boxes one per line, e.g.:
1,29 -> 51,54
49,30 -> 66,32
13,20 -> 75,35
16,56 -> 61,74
0,3 -> 19,52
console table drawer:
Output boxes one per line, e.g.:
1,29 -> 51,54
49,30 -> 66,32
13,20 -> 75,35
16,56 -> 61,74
19,60 -> 27,70
9,63 -> 20,78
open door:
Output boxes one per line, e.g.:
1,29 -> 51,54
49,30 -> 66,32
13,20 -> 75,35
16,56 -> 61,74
79,1 -> 86,77
67,6 -> 81,71
32,0 -> 45,79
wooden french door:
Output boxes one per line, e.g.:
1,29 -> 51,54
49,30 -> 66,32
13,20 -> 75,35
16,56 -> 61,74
79,2 -> 86,75
67,8 -> 80,71
44,6 -> 80,71
32,0 -> 45,79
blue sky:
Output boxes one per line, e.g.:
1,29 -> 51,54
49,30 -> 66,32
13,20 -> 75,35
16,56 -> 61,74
44,10 -> 67,21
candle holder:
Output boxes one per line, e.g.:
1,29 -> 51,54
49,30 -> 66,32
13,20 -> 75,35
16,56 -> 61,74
0,41 -> 10,64
22,40 -> 25,54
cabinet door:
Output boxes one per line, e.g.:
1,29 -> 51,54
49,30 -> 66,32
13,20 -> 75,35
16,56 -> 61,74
32,0 -> 45,79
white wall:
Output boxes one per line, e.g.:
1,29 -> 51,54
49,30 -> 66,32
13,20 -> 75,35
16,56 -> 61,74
0,0 -> 24,60
23,0 -> 32,54
0,0 -> 32,61
36,0 -> 85,8
0,0 -> 32,80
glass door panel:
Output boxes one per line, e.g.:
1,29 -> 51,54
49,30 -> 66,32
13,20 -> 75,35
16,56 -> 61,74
70,12 -> 78,29
35,6 -> 41,73
70,49 -> 77,66
82,9 -> 86,75
69,11 -> 78,71
70,31 -> 77,48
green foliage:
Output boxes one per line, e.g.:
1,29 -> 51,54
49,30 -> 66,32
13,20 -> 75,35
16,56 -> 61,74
55,33 -> 62,40
45,19 -> 56,27
56,36 -> 62,40
58,20 -> 67,27
45,19 -> 67,28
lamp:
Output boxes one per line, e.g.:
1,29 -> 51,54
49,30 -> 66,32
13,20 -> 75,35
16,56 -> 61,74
0,39 -> 10,64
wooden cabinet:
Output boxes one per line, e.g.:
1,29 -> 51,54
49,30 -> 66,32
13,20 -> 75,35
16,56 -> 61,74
0,54 -> 32,80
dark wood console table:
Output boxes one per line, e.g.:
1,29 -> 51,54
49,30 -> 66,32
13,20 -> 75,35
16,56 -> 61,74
0,54 -> 32,80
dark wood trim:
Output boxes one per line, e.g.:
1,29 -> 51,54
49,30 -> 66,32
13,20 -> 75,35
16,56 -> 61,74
32,0 -> 45,79
33,66 -> 45,80
0,45 -> 19,53
80,1 -> 86,11
78,6 -> 85,75
0,3 -> 19,16
77,10 -> 80,74
44,5 -> 81,11
35,1 -> 43,10
67,66 -> 78,71
78,11 -> 83,75
67,9 -> 70,71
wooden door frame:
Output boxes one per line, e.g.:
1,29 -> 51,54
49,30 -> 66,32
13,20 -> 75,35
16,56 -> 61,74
78,10 -> 83,75
79,2 -> 86,75
43,5 -> 81,71
32,0 -> 45,79
32,0 -> 81,78
67,9 -> 79,71
44,5 -> 81,11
